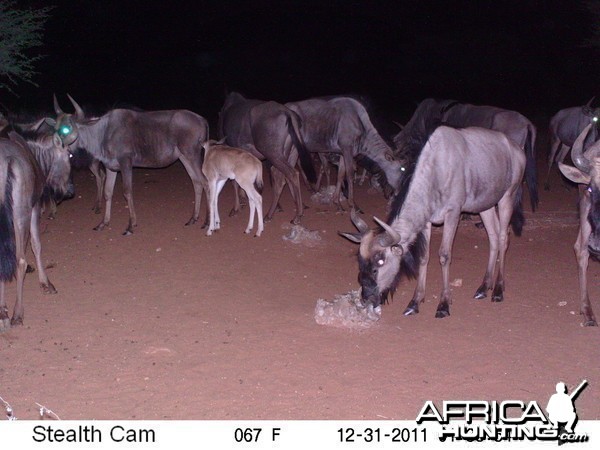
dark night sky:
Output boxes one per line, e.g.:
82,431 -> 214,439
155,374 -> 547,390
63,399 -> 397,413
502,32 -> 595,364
5,0 -> 600,123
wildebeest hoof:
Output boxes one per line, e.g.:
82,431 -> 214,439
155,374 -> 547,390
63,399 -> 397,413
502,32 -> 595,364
185,217 -> 198,226
474,290 -> 487,300
291,217 -> 302,225
93,222 -> 108,231
229,208 -> 239,217
10,317 -> 23,327
41,281 -> 57,294
26,264 -> 35,273
403,306 -> 418,316
491,286 -> 504,302
583,318 -> 598,327
435,308 -> 450,318
122,229 -> 133,236
0,317 -> 10,332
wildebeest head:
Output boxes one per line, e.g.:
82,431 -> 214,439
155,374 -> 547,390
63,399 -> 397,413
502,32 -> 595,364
340,210 -> 405,308
8,130 -> 72,202
47,94 -> 85,147
559,123 -> 600,256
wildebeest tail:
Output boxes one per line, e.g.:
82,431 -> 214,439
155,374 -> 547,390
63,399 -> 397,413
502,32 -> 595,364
524,127 -> 539,211
286,113 -> 317,184
510,185 -> 524,237
254,165 -> 264,195
0,162 -> 17,282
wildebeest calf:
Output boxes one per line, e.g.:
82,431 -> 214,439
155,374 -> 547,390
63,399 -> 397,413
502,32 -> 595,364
201,139 -> 264,237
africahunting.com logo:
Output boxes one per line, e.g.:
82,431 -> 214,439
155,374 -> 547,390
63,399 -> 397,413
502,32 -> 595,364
416,380 -> 589,444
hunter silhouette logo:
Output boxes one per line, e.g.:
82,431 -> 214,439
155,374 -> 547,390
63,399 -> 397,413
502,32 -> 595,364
546,379 -> 588,442
416,379 -> 590,443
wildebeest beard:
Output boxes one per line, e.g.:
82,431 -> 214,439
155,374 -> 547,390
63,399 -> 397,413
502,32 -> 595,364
588,185 -> 600,259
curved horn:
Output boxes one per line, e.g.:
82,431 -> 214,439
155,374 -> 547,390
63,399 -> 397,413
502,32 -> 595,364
572,124 -> 592,174
53,94 -> 64,115
67,94 -> 85,120
373,216 -> 400,246
586,96 -> 596,107
350,209 -> 369,235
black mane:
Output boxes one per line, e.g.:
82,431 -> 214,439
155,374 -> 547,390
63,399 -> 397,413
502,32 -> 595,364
387,113 -> 442,222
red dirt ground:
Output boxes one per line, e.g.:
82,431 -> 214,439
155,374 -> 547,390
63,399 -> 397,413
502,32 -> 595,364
1,148 -> 599,421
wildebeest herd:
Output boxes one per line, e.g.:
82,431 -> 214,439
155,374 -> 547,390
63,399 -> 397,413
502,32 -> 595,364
0,93 -> 599,333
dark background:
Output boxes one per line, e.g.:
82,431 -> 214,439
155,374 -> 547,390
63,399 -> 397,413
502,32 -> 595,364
4,0 -> 600,124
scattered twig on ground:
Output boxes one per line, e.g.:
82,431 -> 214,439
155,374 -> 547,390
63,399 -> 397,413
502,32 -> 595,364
36,402 -> 60,420
0,395 -> 17,420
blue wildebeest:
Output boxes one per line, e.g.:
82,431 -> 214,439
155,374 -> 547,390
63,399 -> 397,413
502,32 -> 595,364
218,92 -> 316,224
1,130 -> 71,330
284,96 -> 403,210
201,139 -> 264,237
558,124 -> 600,326
394,99 -> 538,211
546,97 -> 600,190
51,95 -> 209,235
341,121 -> 528,319
1,114 -> 76,218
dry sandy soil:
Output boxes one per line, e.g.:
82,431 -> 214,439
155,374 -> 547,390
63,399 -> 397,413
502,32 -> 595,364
1,146 -> 599,421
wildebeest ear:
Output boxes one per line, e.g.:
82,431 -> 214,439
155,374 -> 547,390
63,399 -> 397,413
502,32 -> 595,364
558,162 -> 591,185
53,134 -> 63,149
338,231 -> 362,244
44,118 -> 57,128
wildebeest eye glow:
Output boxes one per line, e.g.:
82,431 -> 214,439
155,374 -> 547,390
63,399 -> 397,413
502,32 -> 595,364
593,117 -> 598,122
60,126 -> 71,135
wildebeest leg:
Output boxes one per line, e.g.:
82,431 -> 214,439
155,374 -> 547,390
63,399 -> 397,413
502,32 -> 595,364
90,159 -> 105,214
474,208 -> 499,299
435,213 -> 461,318
315,153 -> 330,191
245,185 -> 263,237
333,158 -> 346,211
490,194 -> 516,302
118,161 -> 137,236
0,282 -> 8,331
10,208 -> 29,327
266,167 -> 290,221
179,155 -> 207,227
575,198 -> 597,326
206,179 -> 217,235
214,179 -> 227,230
30,205 -> 56,295
403,222 -> 432,316
94,169 -> 117,232
229,182 -> 241,217
342,153 -> 355,211
207,179 -> 226,235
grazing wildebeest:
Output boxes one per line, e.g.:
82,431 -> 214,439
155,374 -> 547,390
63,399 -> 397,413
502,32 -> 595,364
341,122 -> 528,319
546,97 -> 600,190
557,124 -> 600,326
218,92 -> 316,224
0,131 -> 71,330
51,95 -> 209,235
284,96 -> 403,210
201,139 -> 264,237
